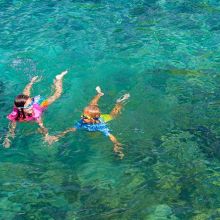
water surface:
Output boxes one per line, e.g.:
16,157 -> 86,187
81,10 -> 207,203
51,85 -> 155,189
1,0 -> 220,219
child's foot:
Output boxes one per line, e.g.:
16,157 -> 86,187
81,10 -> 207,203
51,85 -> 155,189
31,76 -> 42,83
116,93 -> 130,103
56,70 -> 68,80
3,138 -> 11,148
113,144 -> 124,159
96,86 -> 104,96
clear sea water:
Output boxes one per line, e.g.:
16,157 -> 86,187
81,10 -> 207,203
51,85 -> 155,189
1,0 -> 220,219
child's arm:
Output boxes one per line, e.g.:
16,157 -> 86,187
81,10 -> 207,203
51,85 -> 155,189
3,121 -> 16,148
56,128 -> 76,139
23,76 -> 41,96
44,127 -> 76,145
108,134 -> 124,159
36,118 -> 58,144
37,118 -> 49,136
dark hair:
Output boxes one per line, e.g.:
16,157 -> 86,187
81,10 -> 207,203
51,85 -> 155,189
14,94 -> 29,121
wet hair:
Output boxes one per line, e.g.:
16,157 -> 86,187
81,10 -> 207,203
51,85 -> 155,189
14,94 -> 29,121
84,105 -> 101,119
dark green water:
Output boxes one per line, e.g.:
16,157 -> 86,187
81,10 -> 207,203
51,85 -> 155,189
1,0 -> 220,219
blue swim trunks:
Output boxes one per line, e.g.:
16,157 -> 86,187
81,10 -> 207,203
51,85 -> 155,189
74,118 -> 111,136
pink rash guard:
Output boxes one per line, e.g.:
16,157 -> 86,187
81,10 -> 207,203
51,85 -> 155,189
7,96 -> 47,122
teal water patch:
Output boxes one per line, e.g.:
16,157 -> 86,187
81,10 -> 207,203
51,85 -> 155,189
1,0 -> 220,219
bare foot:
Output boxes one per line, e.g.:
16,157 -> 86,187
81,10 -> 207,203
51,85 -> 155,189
56,70 -> 68,80
114,143 -> 124,159
3,138 -> 11,148
96,86 -> 104,96
119,152 -> 124,160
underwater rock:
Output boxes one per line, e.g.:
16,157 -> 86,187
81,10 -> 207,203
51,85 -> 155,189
66,211 -> 78,220
187,125 -> 220,159
98,194 -> 121,209
147,204 -> 178,220
0,163 -> 28,181
124,170 -> 146,190
193,213 -> 210,220
39,169 -> 64,185
168,69 -> 201,75
192,209 -> 220,220
0,197 -> 21,219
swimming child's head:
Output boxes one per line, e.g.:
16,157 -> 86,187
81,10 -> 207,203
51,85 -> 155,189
14,94 -> 33,120
14,94 -> 32,109
82,105 -> 101,123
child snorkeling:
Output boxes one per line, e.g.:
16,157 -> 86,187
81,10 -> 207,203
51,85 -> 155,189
51,86 -> 130,159
3,70 -> 68,148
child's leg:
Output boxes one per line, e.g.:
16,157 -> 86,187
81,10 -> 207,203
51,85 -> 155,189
109,134 -> 124,159
45,128 -> 76,145
89,86 -> 104,106
3,122 -> 16,148
110,93 -> 130,119
47,70 -> 68,105
89,94 -> 103,106
109,103 -> 123,118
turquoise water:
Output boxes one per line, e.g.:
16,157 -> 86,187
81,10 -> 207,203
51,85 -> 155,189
1,0 -> 220,219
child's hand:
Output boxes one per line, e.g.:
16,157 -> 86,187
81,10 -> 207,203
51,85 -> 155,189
44,135 -> 59,145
